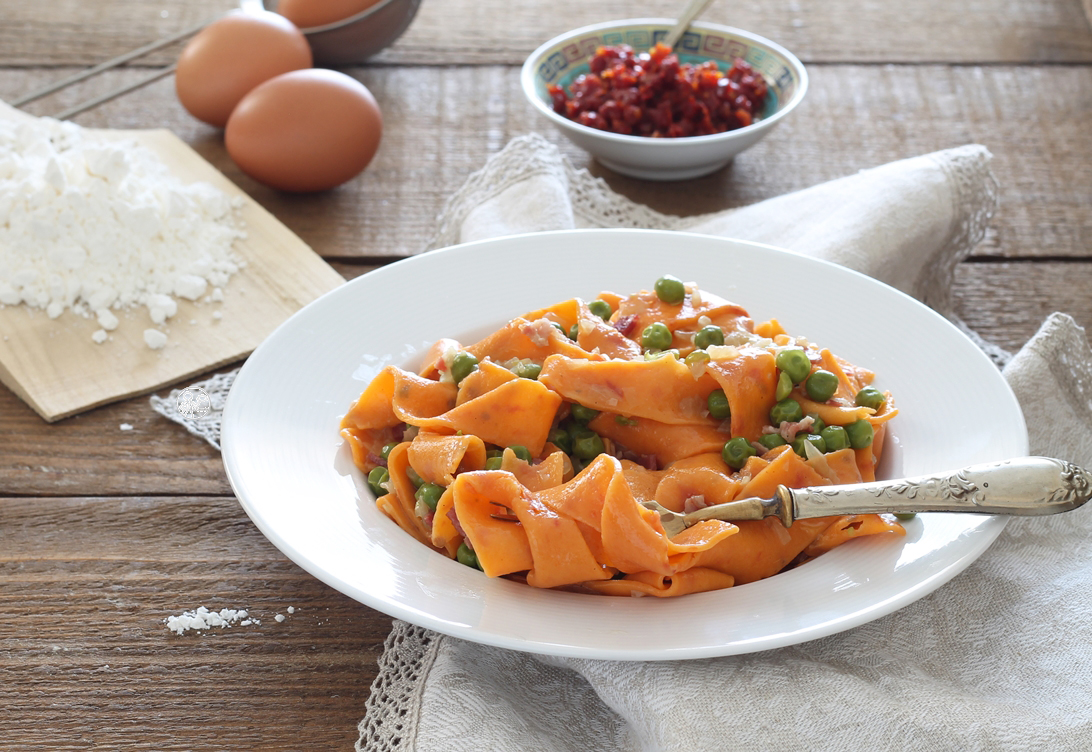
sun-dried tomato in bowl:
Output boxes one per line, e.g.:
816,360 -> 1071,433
547,42 -> 768,138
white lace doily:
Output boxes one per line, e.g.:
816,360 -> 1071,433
149,367 -> 240,450
356,623 -> 441,752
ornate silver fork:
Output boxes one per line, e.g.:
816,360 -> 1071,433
642,456 -> 1092,536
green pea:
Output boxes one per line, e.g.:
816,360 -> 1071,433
571,428 -> 605,460
456,542 -> 481,569
707,389 -> 731,421
450,352 -> 479,385
775,349 -> 811,384
820,425 -> 849,451
485,456 -> 504,470
805,370 -> 839,402
775,370 -> 793,401
792,433 -> 827,457
405,466 -> 424,488
722,437 -> 757,470
569,324 -> 580,340
807,414 -> 826,434
856,386 -> 885,410
588,299 -> 612,320
641,322 -> 673,351
894,512 -> 917,521
758,433 -> 787,451
570,403 -> 599,423
548,427 -> 572,454
367,467 -> 389,496
415,482 -> 444,511
846,419 -> 874,449
615,415 -> 639,427
693,325 -> 724,350
770,398 -> 804,425
550,321 -> 566,336
654,275 -> 686,304
380,442 -> 397,459
508,445 -> 533,463
684,350 -> 710,368
513,360 -> 542,380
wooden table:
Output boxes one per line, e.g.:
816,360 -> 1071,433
2,0 -> 1090,748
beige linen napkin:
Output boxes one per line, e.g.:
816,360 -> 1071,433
355,135 -> 1092,752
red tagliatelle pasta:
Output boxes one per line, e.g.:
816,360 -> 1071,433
340,277 -> 904,597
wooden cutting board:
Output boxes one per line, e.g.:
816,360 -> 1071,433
0,102 -> 345,422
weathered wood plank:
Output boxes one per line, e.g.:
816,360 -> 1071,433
4,64 -> 1086,261
953,260 -> 1092,354
0,495 -> 388,750
2,0 -> 1091,66
0,379 -> 236,496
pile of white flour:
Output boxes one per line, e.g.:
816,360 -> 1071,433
0,115 -> 246,348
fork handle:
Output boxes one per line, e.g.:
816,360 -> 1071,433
783,456 -> 1092,524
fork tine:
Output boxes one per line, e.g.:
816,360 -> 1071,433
640,500 -> 688,537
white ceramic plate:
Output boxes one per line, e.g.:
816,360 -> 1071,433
222,229 -> 1027,660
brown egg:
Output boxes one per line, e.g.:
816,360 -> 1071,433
277,0 -> 385,29
175,10 -> 312,128
225,69 -> 383,193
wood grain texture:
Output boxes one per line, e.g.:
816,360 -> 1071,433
0,382 -> 235,496
1,0 -> 1090,747
3,64 -> 1087,263
0,495 -> 390,750
953,260 -> 1092,353
1,0 -> 1091,66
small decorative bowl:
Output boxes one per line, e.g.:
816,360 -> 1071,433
521,18 -> 808,181
251,0 -> 422,65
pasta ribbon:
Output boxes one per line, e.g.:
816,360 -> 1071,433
417,377 -> 563,457
589,413 -> 729,464
653,453 -> 744,512
408,431 -> 487,486
342,365 -> 457,431
707,346 -> 779,441
467,316 -> 599,364
539,354 -> 717,425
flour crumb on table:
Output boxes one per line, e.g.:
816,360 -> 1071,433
0,115 -> 246,349
119,422 -> 133,431
96,308 -> 119,331
165,606 -> 259,634
143,329 -> 168,350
